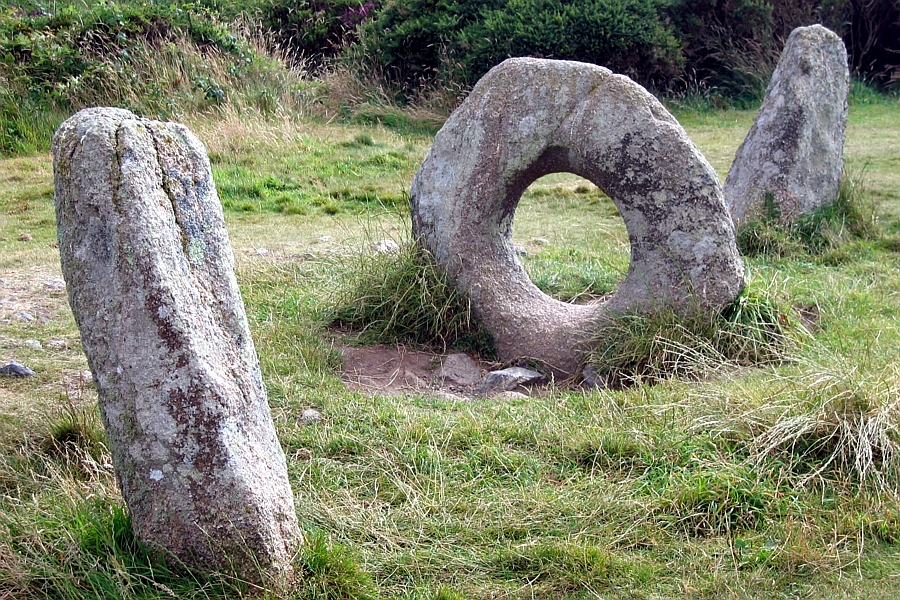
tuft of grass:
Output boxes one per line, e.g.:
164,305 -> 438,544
753,365 -> 900,491
293,531 -> 377,600
737,172 -> 881,259
327,233 -> 495,357
491,540 -> 633,593
41,401 -> 109,480
583,285 -> 792,388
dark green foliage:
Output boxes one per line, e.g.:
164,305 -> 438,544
584,286 -> 791,387
826,0 -> 900,89
358,0 -> 899,101
360,0 -> 682,90
328,240 -> 496,357
0,2 -> 251,98
737,173 -> 881,259
667,0 -> 900,99
248,0 -> 380,68
666,0 -> 817,101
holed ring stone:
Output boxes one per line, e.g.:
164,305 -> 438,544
411,58 -> 745,377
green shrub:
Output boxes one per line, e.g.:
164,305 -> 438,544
0,1 -> 296,155
249,0 -> 380,69
824,0 -> 900,90
359,0 -> 682,91
666,0 -> 794,101
356,0 -> 899,102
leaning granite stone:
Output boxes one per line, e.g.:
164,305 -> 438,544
725,25 -> 849,226
411,58 -> 744,376
52,108 -> 301,584
0,361 -> 35,377
474,366 -> 546,397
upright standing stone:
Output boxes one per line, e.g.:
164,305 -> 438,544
725,25 -> 849,226
53,108 -> 301,584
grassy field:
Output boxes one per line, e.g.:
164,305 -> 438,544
1,96 -> 899,599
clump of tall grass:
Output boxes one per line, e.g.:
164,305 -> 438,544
753,365 -> 900,491
583,285 -> 793,388
327,234 -> 495,357
684,358 -> 900,493
737,172 -> 881,259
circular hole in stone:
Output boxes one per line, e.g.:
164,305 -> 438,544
513,173 -> 630,304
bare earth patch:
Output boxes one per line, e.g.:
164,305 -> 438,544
339,344 -> 545,399
0,267 -> 66,324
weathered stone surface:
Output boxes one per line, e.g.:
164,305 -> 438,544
0,361 -> 35,377
298,408 -> 323,425
581,364 -> 606,390
725,25 -> 849,226
436,353 -> 483,387
473,366 -> 546,397
411,58 -> 744,376
52,107 -> 301,583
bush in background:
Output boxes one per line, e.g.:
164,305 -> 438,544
358,0 -> 900,102
359,0 -> 682,91
0,1 -> 312,155
244,0 -> 380,68
2,0 -> 898,156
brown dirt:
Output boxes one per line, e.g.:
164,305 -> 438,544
340,344 -> 507,399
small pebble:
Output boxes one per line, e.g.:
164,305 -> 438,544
18,233 -> 32,242
43,277 -> 66,291
495,391 -> 529,400
0,361 -> 35,377
374,239 -> 400,255
24,339 -> 42,350
13,311 -> 36,322
533,237 -> 550,245
47,339 -> 68,350
298,408 -> 323,425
